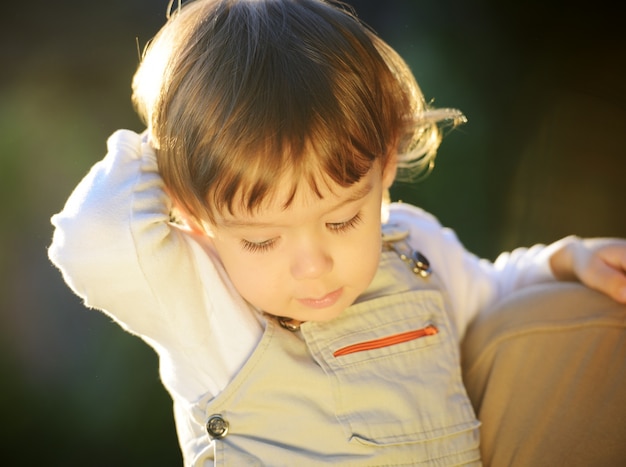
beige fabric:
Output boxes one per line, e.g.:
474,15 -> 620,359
461,282 -> 626,466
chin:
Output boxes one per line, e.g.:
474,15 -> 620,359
305,303 -> 350,323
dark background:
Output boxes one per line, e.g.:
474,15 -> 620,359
1,0 -> 624,465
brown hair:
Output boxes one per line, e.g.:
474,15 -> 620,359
132,0 -> 464,224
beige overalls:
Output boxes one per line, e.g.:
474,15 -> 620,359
189,225 -> 482,466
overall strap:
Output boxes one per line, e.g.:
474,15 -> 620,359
382,222 -> 432,278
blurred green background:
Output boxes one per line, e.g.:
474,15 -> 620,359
1,0 -> 624,465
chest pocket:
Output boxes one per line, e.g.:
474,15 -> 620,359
302,289 -> 478,447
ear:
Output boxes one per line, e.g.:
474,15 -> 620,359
381,155 -> 398,190
168,194 -> 207,236
184,214 -> 208,236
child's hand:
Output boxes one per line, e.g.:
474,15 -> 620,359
550,237 -> 626,304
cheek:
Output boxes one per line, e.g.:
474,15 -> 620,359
360,238 -> 383,279
212,243 -> 260,293
338,222 -> 382,279
223,255 -> 263,291
218,250 -> 282,309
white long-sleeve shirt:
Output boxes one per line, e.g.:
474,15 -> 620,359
48,129 -> 565,457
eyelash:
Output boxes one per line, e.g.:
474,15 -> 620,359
240,212 -> 363,253
327,212 -> 363,233
241,238 -> 277,254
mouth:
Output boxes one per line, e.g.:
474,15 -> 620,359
297,288 -> 343,309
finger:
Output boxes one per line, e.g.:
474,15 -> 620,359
602,245 -> 626,274
582,257 -> 626,304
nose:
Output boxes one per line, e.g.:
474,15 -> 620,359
290,240 -> 333,280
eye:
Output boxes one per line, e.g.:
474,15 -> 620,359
327,212 -> 362,233
240,238 -> 277,253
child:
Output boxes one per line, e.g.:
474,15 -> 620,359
48,0 -> 626,465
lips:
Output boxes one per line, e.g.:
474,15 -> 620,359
297,288 -> 343,309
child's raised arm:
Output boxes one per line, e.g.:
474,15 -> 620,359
49,130 -> 183,337
48,129 -> 263,401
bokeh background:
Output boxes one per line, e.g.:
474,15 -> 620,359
2,0 -> 624,464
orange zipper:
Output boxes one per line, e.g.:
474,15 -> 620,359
333,325 -> 438,357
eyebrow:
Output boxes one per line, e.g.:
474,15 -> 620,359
217,180 -> 374,229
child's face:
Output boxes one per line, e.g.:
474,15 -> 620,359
207,160 -> 396,323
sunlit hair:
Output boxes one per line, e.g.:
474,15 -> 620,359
132,0 -> 465,224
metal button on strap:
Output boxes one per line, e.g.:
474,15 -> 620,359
278,316 -> 300,331
384,236 -> 432,278
411,250 -> 432,278
206,414 -> 229,439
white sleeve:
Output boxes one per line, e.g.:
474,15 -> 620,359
49,130 -> 263,401
48,130 -> 198,340
389,203 -> 571,338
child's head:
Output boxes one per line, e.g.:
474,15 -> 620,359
132,0 -> 463,227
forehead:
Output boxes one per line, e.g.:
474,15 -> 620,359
214,163 -> 380,227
